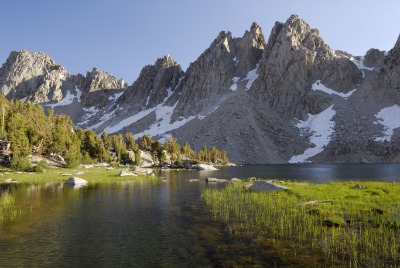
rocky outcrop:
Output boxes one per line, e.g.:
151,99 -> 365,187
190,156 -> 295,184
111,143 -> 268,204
250,15 -> 362,118
78,68 -> 126,107
192,164 -> 218,171
373,35 -> 400,103
364,49 -> 385,68
84,67 -> 126,92
249,180 -> 288,192
118,55 -> 183,112
0,50 -> 69,102
232,22 -> 266,77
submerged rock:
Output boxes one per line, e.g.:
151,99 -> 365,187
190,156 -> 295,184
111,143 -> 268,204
249,180 -> 288,192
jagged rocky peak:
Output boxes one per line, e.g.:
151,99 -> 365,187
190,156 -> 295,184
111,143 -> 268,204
364,48 -> 385,68
232,22 -> 266,76
166,30 -> 243,121
118,54 -> 183,111
0,50 -> 69,102
246,22 -> 266,48
154,54 -> 180,69
251,14 -> 362,118
83,67 -> 126,92
284,14 -> 335,57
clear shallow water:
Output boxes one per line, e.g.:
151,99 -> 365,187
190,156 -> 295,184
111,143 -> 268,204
1,164 -> 400,267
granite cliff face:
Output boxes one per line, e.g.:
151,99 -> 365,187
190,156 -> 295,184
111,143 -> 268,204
251,15 -> 362,118
0,50 -> 126,108
373,35 -> 400,103
166,22 -> 266,121
0,50 -> 68,102
1,15 -> 400,164
118,55 -> 183,112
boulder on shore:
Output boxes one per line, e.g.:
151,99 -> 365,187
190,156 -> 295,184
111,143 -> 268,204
249,180 -> 288,192
192,164 -> 218,171
119,170 -> 137,177
64,177 -> 88,187
132,165 -> 155,176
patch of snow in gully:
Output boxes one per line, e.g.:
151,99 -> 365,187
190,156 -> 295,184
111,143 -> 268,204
45,88 -> 78,108
312,80 -> 356,99
374,105 -> 400,142
350,57 -> 375,71
289,105 -> 336,163
244,64 -> 259,90
230,77 -> 240,91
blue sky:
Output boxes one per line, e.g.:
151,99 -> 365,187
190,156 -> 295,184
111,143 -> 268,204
1,0 -> 399,84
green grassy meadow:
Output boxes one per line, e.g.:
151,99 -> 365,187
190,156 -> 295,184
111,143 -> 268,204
202,180 -> 400,267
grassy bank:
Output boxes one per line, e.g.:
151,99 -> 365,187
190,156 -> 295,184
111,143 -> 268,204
202,180 -> 400,267
0,166 -> 160,184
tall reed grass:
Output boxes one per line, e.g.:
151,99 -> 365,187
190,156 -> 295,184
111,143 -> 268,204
202,181 -> 400,267
0,193 -> 20,223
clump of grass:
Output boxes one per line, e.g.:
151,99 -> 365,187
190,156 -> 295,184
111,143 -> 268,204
202,181 -> 400,267
0,193 -> 21,223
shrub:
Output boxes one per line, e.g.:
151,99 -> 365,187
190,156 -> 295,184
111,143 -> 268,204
10,156 -> 32,171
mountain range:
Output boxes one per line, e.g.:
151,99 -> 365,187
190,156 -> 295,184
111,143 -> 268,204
1,14 -> 399,164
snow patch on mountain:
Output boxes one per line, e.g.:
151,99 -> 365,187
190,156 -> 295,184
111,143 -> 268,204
103,107 -> 157,134
45,87 -> 81,108
350,56 -> 375,78
244,64 -> 259,90
312,80 -> 356,99
108,91 -> 123,101
374,105 -> 400,142
289,105 -> 336,163
230,77 -> 240,91
135,102 -> 198,138
77,106 -> 100,127
351,57 -> 375,71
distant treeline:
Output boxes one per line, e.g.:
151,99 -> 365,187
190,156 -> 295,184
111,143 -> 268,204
0,95 -> 228,170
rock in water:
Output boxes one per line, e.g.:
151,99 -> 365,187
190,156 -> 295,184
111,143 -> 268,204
64,177 -> 88,187
192,164 -> 218,171
249,180 -> 288,192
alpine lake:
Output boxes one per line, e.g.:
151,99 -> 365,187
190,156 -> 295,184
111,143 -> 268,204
1,164 -> 400,267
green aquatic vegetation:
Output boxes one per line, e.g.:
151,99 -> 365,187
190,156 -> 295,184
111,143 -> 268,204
202,181 -> 400,267
0,193 -> 20,223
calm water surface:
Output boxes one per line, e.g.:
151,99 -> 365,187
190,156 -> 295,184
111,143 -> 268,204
1,164 -> 400,267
